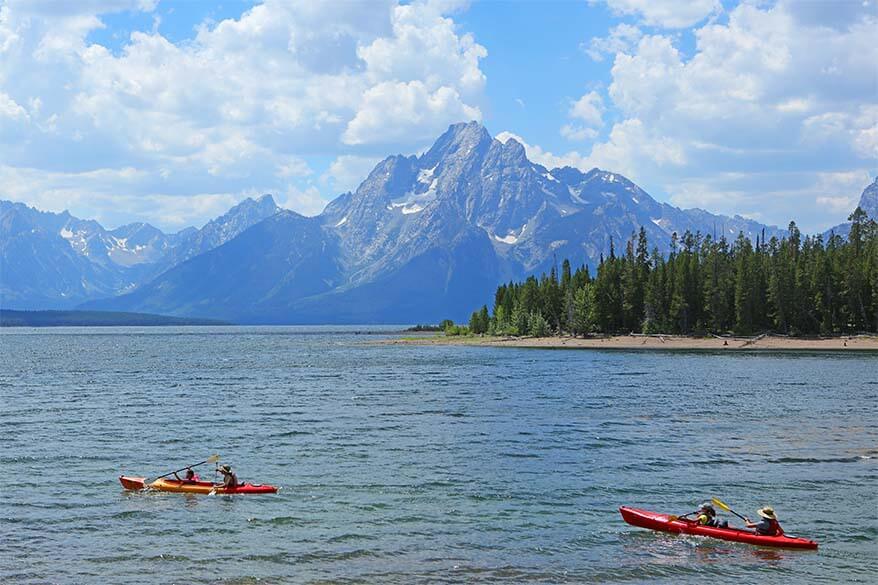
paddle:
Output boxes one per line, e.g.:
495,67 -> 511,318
667,510 -> 698,522
150,454 -> 220,483
712,497 -> 749,523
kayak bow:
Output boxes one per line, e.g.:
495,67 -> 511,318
619,506 -> 818,550
119,475 -> 278,495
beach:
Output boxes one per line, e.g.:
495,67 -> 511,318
388,332 -> 878,351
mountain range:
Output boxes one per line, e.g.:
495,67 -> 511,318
2,122 -> 873,323
0,195 -> 280,309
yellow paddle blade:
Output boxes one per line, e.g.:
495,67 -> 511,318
208,454 -> 221,463
712,497 -> 731,512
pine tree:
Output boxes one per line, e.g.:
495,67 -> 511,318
478,305 -> 490,335
734,233 -> 755,335
572,285 -> 592,336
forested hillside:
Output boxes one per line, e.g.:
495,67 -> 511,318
465,209 -> 878,337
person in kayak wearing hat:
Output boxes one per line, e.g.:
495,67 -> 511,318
745,507 -> 784,536
695,503 -> 727,528
218,464 -> 239,490
173,467 -> 200,483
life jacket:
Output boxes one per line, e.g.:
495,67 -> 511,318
756,518 -> 784,536
766,518 -> 784,536
697,513 -> 718,527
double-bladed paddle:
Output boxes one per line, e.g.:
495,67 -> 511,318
149,454 -> 221,483
712,497 -> 748,522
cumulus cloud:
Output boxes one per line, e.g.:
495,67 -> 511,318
324,155 -> 383,194
561,90 -> 605,142
0,0 -> 487,228
542,1 -> 877,231
279,185 -> 328,217
343,81 -> 481,146
584,23 -> 642,61
496,131 -> 590,170
591,0 -> 722,29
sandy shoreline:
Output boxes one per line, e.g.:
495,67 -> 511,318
386,333 -> 878,351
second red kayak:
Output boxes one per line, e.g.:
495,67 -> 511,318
619,506 -> 818,550
120,475 -> 278,494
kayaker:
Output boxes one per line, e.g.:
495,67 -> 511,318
218,464 -> 239,489
745,507 -> 784,536
174,467 -> 199,483
695,503 -> 726,528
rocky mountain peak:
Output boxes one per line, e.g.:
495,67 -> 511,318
857,177 -> 878,218
420,121 -> 492,168
499,136 -> 527,161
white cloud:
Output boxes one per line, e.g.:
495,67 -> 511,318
584,23 -> 642,61
561,90 -> 604,142
560,125 -> 598,141
569,91 -> 604,128
593,0 -> 722,29
0,90 -> 27,119
0,163 -> 246,229
816,195 -> 857,214
803,105 -> 878,159
343,81 -> 481,146
587,118 -> 685,176
275,157 -> 313,179
325,155 -> 383,193
0,0 -> 486,228
580,1 -> 878,231
496,131 -> 590,170
280,185 -> 328,217
358,2 -> 486,95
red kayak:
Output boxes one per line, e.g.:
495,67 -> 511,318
119,475 -> 278,494
619,506 -> 818,550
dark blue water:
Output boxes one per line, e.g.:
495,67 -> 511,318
1,327 -> 876,584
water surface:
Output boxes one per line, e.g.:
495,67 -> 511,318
1,327 -> 876,584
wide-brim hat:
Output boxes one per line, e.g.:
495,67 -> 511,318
757,507 -> 777,520
221,464 -> 232,472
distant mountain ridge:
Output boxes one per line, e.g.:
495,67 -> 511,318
83,123 -> 791,323
0,195 -> 280,309
5,122 -> 872,322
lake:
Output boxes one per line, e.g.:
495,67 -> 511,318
1,327 -> 876,584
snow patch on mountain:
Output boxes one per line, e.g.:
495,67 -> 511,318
494,233 -> 519,244
417,165 -> 437,185
390,178 -> 439,215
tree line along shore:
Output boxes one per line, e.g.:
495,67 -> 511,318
444,208 -> 878,342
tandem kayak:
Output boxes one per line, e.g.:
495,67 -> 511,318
619,506 -> 818,550
119,475 -> 278,495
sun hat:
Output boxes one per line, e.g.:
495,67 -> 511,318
221,464 -> 232,472
757,507 -> 777,520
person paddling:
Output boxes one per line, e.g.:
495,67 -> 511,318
695,502 -> 727,528
745,506 -> 784,536
218,464 -> 239,490
173,467 -> 200,483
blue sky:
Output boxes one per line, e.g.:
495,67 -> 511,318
0,0 -> 875,233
